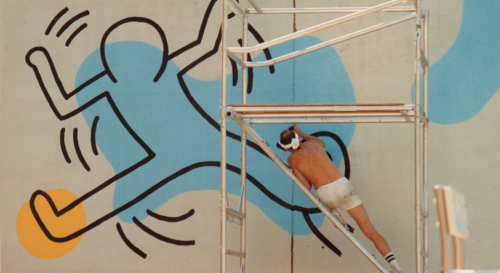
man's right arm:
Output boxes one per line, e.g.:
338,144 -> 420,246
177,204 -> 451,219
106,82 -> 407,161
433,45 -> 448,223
292,125 -> 325,147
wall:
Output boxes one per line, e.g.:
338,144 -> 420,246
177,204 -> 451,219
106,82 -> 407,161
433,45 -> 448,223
1,0 -> 499,272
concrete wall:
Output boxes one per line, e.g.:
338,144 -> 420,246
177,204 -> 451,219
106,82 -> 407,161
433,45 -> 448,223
1,0 -> 499,272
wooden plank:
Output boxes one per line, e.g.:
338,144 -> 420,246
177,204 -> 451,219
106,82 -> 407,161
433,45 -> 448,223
228,102 -> 406,107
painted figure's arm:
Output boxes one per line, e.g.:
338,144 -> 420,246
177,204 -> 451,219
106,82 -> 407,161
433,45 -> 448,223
26,47 -> 109,120
167,0 -> 222,63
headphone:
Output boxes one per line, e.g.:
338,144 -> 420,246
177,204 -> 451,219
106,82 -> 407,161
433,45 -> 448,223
278,131 -> 300,150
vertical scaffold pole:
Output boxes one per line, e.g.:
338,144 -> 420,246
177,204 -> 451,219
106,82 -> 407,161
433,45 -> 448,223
414,2 -> 423,272
239,13 -> 249,273
221,0 -> 228,272
422,8 -> 430,273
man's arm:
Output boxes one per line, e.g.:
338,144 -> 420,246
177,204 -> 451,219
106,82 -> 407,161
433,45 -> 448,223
292,125 -> 325,147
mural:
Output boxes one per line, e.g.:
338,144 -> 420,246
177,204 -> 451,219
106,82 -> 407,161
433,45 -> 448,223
2,0 -> 500,272
18,0 -> 356,260
414,0 -> 500,124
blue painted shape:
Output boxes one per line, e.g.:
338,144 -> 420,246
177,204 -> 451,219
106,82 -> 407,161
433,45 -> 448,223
412,0 -> 500,124
75,37 -> 355,235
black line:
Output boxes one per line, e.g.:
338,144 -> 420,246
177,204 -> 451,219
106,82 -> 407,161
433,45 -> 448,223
25,47 -> 107,101
248,23 -> 275,74
167,0 -> 218,60
176,30 -> 267,157
227,0 -> 238,19
65,23 -> 88,47
73,128 -> 90,172
311,131 -> 351,179
56,10 -> 90,38
101,17 -> 168,83
237,39 -> 254,94
45,7 -> 69,36
60,127 -> 71,163
173,9 -> 276,158
27,6 -> 345,255
116,223 -> 147,259
226,162 -> 320,213
91,116 -> 99,156
69,70 -> 107,97
25,51 -> 157,214
25,91 -> 155,212
229,57 -> 238,86
26,51 -> 350,250
29,161 -> 324,242
245,51 -> 254,94
147,209 -> 195,222
23,49 -> 155,160
302,212 -> 342,257
133,217 -> 195,246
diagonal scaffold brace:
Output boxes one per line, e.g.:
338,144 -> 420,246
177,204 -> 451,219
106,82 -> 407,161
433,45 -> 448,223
230,117 -> 391,273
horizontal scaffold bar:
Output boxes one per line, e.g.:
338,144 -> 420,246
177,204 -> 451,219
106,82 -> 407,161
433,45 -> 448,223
225,103 -> 418,124
240,117 -> 415,124
246,6 -> 416,14
226,103 -> 414,113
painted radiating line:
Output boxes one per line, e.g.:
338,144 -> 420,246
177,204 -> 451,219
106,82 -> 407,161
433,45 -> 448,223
116,223 -> 147,259
146,209 -> 195,223
56,10 -> 90,38
91,116 -> 99,156
132,217 -> 195,246
66,23 -> 88,47
73,128 -> 90,172
45,7 -> 69,35
59,127 -> 71,163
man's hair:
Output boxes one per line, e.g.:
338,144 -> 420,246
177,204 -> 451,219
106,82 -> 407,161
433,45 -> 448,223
280,129 -> 294,146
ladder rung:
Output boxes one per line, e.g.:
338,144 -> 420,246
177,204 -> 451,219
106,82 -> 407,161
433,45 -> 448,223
227,208 -> 246,219
226,249 -> 246,258
226,208 -> 246,225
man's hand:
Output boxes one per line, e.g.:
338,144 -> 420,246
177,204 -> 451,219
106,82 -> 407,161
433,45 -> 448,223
290,125 -> 326,147
290,125 -> 305,138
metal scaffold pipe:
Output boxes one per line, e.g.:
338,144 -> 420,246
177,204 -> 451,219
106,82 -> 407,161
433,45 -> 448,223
228,0 -> 408,54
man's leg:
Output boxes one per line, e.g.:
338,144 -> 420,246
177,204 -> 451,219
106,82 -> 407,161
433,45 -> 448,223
347,204 -> 391,255
347,204 -> 402,272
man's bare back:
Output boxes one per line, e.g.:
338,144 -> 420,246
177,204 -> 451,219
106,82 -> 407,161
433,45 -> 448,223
287,140 -> 344,190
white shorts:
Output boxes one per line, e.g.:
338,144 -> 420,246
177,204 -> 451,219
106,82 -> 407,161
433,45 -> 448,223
316,177 -> 363,211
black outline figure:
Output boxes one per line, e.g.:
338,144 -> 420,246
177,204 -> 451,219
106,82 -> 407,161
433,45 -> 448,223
25,0 -> 352,258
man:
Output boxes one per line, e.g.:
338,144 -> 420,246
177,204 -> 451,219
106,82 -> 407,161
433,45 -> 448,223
278,125 -> 402,273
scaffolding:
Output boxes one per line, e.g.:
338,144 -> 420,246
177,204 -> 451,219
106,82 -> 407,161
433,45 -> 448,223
220,0 -> 429,273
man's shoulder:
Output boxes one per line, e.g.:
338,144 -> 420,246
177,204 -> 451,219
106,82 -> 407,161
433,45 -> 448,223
287,153 -> 301,164
304,139 -> 323,147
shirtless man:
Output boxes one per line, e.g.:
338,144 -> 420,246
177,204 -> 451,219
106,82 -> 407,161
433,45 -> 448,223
279,125 -> 402,273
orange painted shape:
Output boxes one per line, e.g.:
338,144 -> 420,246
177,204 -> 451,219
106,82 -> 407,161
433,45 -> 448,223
16,189 -> 86,259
